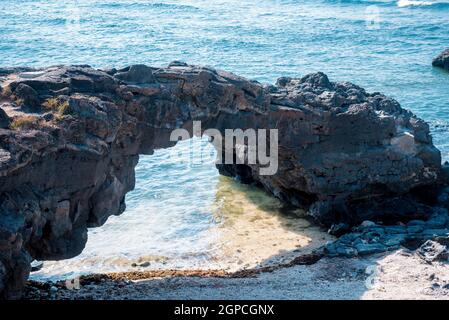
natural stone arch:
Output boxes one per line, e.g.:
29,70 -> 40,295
0,62 -> 444,298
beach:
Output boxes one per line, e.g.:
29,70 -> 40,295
24,249 -> 449,300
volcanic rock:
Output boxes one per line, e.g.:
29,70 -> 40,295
0,108 -> 10,128
0,63 -> 446,298
432,49 -> 449,71
417,237 -> 449,263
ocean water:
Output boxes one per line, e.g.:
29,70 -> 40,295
0,0 -> 448,279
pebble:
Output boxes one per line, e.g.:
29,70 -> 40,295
139,262 -> 150,267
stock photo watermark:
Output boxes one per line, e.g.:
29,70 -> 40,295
65,2 -> 81,35
62,0 -> 127,49
169,121 -> 279,176
364,4 -> 394,43
65,277 -> 81,290
365,5 -> 381,30
364,265 -> 380,289
62,1 -> 82,46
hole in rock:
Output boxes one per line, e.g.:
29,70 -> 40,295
30,136 -> 334,281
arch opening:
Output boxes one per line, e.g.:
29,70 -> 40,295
30,136 -> 332,282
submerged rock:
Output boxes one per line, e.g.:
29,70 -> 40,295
0,63 -> 446,298
432,49 -> 449,71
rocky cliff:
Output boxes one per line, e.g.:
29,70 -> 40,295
0,63 -> 445,298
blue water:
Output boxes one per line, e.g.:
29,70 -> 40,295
1,0 -> 448,154
2,0 -> 448,278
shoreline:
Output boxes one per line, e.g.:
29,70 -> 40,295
23,249 -> 449,300
24,250 -> 323,298
23,203 -> 449,299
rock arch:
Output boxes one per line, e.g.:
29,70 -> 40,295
0,62 -> 444,298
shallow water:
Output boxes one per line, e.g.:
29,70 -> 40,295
0,0 -> 447,280
31,138 -> 334,280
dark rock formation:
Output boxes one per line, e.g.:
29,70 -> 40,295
432,49 -> 449,71
417,236 -> 449,263
0,108 -> 10,128
0,63 -> 446,298
324,206 -> 449,258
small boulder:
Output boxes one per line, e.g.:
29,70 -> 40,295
432,49 -> 449,71
114,64 -> 155,84
417,238 -> 449,263
328,222 -> 350,236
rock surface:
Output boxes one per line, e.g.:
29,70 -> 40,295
325,207 -> 449,258
0,107 -> 10,128
432,49 -> 449,71
0,63 -> 446,298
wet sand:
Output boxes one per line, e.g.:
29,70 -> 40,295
207,177 -> 334,270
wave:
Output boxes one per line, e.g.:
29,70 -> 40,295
322,0 -> 449,8
397,0 -> 449,8
96,1 -> 199,11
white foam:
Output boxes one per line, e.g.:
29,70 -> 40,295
397,0 -> 444,7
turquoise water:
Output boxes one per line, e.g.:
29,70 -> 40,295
2,0 -> 448,278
